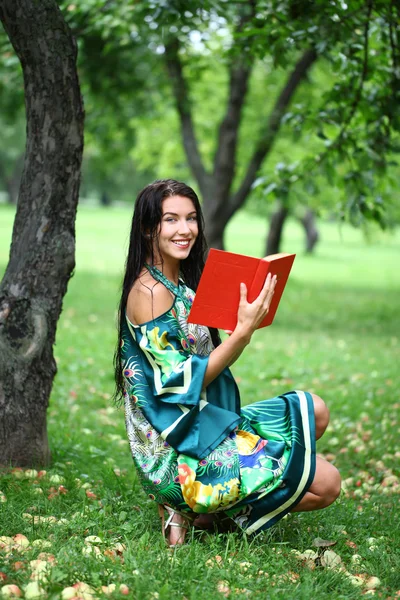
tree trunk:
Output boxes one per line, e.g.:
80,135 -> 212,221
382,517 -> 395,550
300,208 -> 319,253
100,191 -> 112,206
204,211 -> 226,250
202,187 -> 233,250
0,0 -> 84,467
166,34 -> 318,249
265,204 -> 289,255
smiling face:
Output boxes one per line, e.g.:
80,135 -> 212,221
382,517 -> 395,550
154,195 -> 199,266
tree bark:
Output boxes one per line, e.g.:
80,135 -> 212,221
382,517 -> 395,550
164,36 -> 213,199
0,0 -> 84,467
165,5 -> 257,250
300,208 -> 320,253
265,204 -> 289,255
265,205 -> 320,255
201,211 -> 227,250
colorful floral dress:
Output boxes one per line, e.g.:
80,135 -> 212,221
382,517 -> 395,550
122,269 -> 316,534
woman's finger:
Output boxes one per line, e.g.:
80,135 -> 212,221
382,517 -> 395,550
262,274 -> 277,296
263,276 -> 277,308
239,282 -> 247,303
261,272 -> 272,291
269,275 -> 277,295
256,273 -> 272,303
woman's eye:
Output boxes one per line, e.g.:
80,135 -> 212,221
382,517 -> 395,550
188,216 -> 197,222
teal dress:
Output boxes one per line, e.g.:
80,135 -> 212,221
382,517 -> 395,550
121,268 -> 316,534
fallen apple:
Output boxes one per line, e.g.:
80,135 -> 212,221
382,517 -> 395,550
0,584 -> 23,598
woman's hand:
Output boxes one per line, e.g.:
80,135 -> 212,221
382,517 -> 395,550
235,273 -> 277,338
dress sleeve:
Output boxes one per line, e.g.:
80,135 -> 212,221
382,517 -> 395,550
123,310 -> 241,460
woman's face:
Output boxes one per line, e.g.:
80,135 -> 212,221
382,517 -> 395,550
154,195 -> 199,264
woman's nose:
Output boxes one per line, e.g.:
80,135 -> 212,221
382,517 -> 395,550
178,219 -> 190,234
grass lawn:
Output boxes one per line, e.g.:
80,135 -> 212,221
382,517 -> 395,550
0,204 -> 399,599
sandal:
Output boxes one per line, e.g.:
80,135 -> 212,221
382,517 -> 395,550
158,504 -> 194,547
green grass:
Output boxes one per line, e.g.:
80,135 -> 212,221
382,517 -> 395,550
0,204 -> 399,599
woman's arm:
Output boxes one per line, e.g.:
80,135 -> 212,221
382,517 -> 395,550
203,273 -> 277,388
127,270 -> 276,390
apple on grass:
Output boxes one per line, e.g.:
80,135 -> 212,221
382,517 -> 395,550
1,585 -> 23,598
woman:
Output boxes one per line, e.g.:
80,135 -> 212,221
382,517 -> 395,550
114,179 -> 341,546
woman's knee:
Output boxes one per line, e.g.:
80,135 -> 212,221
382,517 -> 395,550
325,464 -> 341,506
318,463 -> 341,508
311,393 -> 330,438
311,458 -> 341,509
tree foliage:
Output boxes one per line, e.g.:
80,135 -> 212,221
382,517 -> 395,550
2,0 -> 399,236
248,0 -> 400,229
63,0 -> 399,237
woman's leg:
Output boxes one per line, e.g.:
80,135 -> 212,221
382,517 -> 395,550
291,394 -> 340,512
311,393 -> 330,440
168,393 -> 336,537
291,456 -> 341,512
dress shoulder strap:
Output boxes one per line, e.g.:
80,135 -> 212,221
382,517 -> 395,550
144,264 -> 191,311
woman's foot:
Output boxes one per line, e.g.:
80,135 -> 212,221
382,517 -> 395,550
159,505 -> 192,547
167,511 -> 190,546
193,514 -> 216,530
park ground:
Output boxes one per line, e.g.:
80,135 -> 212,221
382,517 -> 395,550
0,205 -> 399,599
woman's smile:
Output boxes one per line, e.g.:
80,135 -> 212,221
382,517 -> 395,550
171,239 -> 191,248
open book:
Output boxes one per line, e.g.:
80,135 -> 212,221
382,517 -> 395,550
187,249 -> 295,331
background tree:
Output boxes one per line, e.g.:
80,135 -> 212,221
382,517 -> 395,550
252,0 -> 400,252
1,1 -> 399,250
0,0 -> 84,466
0,114 -> 25,205
3,1 -> 398,250
86,0 -> 397,251
146,0 -> 400,250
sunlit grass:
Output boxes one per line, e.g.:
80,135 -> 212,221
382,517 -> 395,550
0,204 -> 399,599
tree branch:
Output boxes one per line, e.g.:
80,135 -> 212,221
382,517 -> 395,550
212,63 -> 254,204
295,0 -> 373,177
212,1 -> 257,203
228,47 -> 318,219
164,36 -> 211,196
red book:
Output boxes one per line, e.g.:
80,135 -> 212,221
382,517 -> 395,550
187,249 -> 295,331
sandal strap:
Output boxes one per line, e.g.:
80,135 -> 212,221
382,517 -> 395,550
158,504 -> 193,546
163,504 -> 194,522
168,522 -> 189,529
164,509 -> 192,530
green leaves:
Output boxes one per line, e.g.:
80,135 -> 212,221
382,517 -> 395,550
2,0 -> 400,228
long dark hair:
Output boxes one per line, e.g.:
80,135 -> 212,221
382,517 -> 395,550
113,178 -> 221,403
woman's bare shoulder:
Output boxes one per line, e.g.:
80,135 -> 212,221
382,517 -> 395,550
127,271 -> 175,325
